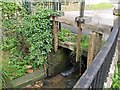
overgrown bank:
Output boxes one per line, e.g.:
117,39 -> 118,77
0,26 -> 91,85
1,1 -> 55,81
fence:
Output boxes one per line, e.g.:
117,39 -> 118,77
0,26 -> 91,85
24,1 -> 61,12
73,17 -> 120,89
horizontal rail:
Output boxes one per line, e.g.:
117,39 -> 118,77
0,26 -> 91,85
50,16 -> 91,26
73,17 -> 120,89
50,16 -> 112,34
59,41 -> 76,51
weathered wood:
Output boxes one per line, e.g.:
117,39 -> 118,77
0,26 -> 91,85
50,16 -> 91,27
73,17 -> 120,89
87,32 -> 96,67
87,32 -> 103,68
11,70 -> 44,88
76,23 -> 82,62
53,16 -> 58,52
53,16 -> 77,26
82,23 -> 112,34
59,41 -> 76,51
94,32 -> 103,55
50,16 -> 111,34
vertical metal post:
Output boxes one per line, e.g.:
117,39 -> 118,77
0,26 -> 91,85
75,0 -> 85,75
80,0 -> 85,18
53,0 -> 57,11
23,0 -> 31,15
59,0 -> 62,31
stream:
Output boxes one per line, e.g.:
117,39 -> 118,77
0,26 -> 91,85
26,69 -> 80,88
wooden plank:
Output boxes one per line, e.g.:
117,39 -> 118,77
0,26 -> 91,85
50,16 -> 91,27
94,32 -> 103,56
11,70 -> 44,88
82,23 -> 112,34
87,32 -> 103,68
54,16 -> 77,27
87,32 -> 96,68
53,16 -> 58,52
76,23 -> 82,62
59,41 -> 76,51
50,17 -> 111,34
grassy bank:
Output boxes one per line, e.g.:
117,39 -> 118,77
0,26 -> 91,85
62,2 -> 113,11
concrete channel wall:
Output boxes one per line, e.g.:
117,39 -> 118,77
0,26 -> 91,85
118,32 -> 120,57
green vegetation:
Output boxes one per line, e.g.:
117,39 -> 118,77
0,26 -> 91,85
85,2 -> 113,10
58,28 -> 77,42
62,2 -> 113,11
58,28 -> 89,50
112,58 -> 120,88
1,1 -> 56,80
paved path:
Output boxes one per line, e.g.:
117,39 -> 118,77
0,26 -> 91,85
61,9 -> 114,40
63,9 -> 114,26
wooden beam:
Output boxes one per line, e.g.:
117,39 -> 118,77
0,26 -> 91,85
11,70 -> 44,88
87,32 -> 103,68
53,16 -> 58,52
50,16 -> 91,27
87,32 -> 96,67
76,23 -> 82,62
53,16 -> 77,27
50,17 -> 111,34
82,23 -> 112,34
59,41 -> 76,51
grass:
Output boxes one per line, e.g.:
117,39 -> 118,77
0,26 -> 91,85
112,58 -> 120,88
85,2 -> 113,10
62,2 -> 113,11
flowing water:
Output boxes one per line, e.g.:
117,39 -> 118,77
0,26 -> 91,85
27,54 -> 87,89
29,69 -> 81,89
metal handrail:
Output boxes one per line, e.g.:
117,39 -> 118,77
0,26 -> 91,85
73,17 -> 120,89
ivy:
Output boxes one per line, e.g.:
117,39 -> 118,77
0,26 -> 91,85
1,1 -> 55,80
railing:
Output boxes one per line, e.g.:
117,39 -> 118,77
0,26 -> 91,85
34,2 -> 61,11
73,17 -> 120,89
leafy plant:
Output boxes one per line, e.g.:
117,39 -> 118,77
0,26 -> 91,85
1,1 -> 56,80
112,59 -> 120,88
0,68 -> 13,88
58,28 -> 89,50
58,28 -> 73,42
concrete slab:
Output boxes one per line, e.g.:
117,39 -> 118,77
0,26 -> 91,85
64,9 -> 114,26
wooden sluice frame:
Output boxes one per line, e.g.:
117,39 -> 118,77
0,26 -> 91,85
51,15 -> 104,71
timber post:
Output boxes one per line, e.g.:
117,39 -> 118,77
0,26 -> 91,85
52,16 -> 58,52
75,0 -> 85,62
75,22 -> 82,62
87,32 -> 103,68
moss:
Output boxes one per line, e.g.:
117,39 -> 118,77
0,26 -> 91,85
47,48 -> 72,76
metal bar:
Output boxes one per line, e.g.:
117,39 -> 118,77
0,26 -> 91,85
59,1 -> 62,31
80,0 -> 85,17
53,0 -> 57,11
73,17 -> 120,89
